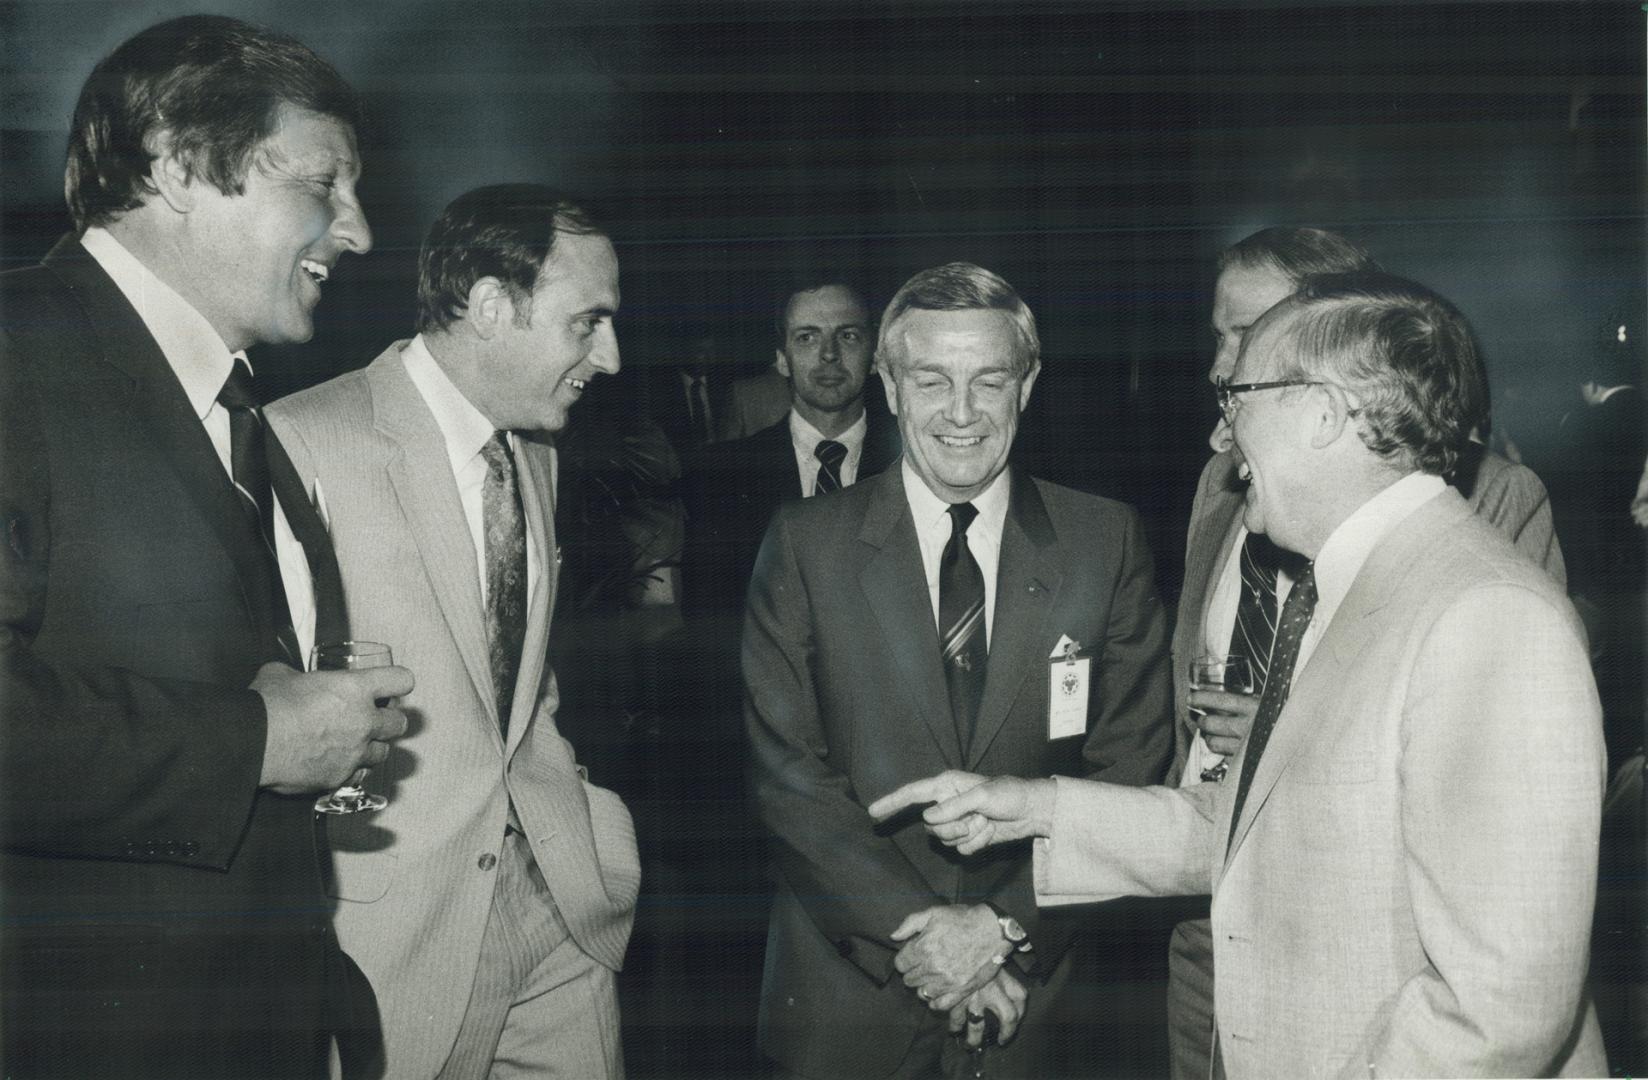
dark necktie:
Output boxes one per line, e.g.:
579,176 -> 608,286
481,433 -> 528,741
1227,561 -> 1318,845
940,502 -> 988,755
1229,532 -> 1283,691
813,439 -> 847,495
217,360 -> 300,667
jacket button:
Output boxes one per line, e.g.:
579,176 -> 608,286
478,853 -> 497,871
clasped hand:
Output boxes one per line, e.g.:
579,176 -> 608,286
1186,688 -> 1259,757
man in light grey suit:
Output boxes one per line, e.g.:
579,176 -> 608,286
1164,226 -> 1569,1080
268,185 -> 639,1078
875,271 -> 1607,1078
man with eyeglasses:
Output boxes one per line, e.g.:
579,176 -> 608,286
1163,228 -> 1565,1080
871,270 -> 1606,1077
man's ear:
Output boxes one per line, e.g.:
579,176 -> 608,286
466,278 -> 509,340
1308,382 -> 1354,450
877,364 -> 899,416
774,348 -> 792,379
1017,362 -> 1042,412
147,132 -> 199,214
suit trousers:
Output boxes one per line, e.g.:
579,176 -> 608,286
435,829 -> 622,1079
1166,916 -> 1216,1080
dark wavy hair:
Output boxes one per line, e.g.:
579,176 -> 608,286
774,278 -> 871,345
415,184 -> 605,334
1276,271 -> 1483,476
64,15 -> 360,231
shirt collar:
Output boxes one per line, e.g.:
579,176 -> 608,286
400,334 -> 499,473
901,457 -> 1011,537
1311,471 -> 1446,619
789,408 -> 867,456
81,226 -> 244,419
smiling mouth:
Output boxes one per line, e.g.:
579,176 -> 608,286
564,377 -> 587,392
1236,460 -> 1253,481
300,259 -> 330,286
935,434 -> 985,448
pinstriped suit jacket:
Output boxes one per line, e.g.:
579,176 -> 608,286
268,342 -> 640,1079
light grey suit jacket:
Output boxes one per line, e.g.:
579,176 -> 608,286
1167,448 -> 1566,785
1037,488 -> 1607,1078
267,342 -> 640,1078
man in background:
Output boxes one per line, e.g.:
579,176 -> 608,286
1,16 -> 408,1077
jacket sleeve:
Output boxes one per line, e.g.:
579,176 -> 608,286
743,507 -> 944,984
1361,585 -> 1603,1076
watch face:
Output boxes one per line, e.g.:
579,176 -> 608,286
1000,916 -> 1027,942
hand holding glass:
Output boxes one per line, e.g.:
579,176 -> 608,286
1189,654 -> 1255,783
311,641 -> 393,815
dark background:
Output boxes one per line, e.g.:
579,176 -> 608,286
7,4 -> 1642,564
4,2 -> 1642,1076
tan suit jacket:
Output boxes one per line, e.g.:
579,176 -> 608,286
268,343 -> 640,1078
1167,448 -> 1566,785
1038,489 -> 1607,1078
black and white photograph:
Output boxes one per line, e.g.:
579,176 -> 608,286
2,2 -> 1642,1077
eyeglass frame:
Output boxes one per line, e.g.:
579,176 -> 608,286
1213,376 -> 1323,421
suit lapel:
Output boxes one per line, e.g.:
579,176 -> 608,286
367,350 -> 498,733
856,470 -> 962,764
1220,491 -> 1464,870
43,239 -> 272,636
968,473 -> 1061,766
506,434 -> 558,760
1183,456 -> 1246,657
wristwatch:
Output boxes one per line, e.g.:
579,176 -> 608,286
986,904 -> 1032,963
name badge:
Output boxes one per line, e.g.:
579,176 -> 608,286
1047,634 -> 1090,740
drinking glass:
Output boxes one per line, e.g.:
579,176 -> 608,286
311,640 -> 393,815
1189,654 -> 1256,783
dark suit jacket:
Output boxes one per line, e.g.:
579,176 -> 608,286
682,410 -> 901,622
0,237 -> 350,1078
744,466 -> 1173,1078
640,362 -> 737,455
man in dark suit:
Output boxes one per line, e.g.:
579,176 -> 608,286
0,17 -> 410,1078
744,263 -> 1173,1079
684,279 -> 899,622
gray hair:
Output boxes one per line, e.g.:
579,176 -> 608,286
876,262 -> 1039,377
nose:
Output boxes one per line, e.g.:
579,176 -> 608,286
332,192 -> 372,255
589,323 -> 620,375
1207,414 -> 1234,454
946,384 -> 979,427
1209,338 -> 1238,386
820,334 -> 840,363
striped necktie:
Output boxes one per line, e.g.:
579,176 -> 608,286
217,360 -> 300,667
813,439 -> 847,495
940,501 -> 988,755
1230,532 -> 1283,690
1228,561 -> 1318,845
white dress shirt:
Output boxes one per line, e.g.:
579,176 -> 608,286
400,335 -> 541,612
80,227 -> 317,658
1180,472 -> 1447,785
788,409 -> 868,496
902,459 -> 1010,646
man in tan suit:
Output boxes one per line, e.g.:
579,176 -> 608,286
268,185 -> 639,1078
874,271 -> 1608,1077
1165,226 -> 1568,1080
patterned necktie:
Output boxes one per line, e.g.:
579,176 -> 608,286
481,433 -> 528,741
940,502 -> 988,755
217,360 -> 300,667
1229,532 -> 1283,691
1227,561 -> 1318,845
813,439 -> 847,495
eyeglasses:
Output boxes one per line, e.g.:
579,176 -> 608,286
1214,377 -> 1321,421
